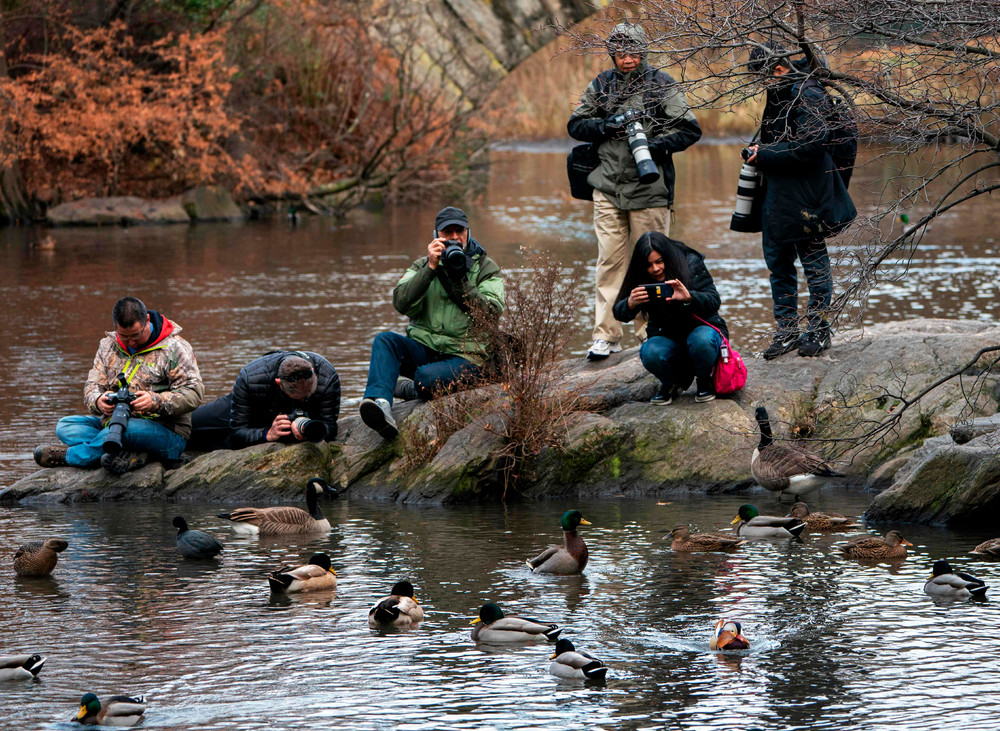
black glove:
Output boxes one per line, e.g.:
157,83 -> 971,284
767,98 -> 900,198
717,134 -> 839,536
603,109 -> 641,138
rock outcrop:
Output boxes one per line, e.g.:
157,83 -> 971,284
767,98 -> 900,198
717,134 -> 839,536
4,318 -> 999,508
47,196 -> 192,226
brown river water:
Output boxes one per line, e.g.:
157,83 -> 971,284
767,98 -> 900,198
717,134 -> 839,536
1,143 -> 1000,729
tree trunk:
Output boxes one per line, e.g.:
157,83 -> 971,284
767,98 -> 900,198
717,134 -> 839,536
0,7 -> 35,224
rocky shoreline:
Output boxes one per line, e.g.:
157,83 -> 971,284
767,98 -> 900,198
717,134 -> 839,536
4,318 -> 1000,526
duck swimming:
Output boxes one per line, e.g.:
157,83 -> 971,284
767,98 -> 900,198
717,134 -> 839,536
368,580 -> 424,628
669,524 -> 744,552
13,538 -> 68,577
710,619 -> 750,652
526,510 -> 590,574
730,504 -> 806,539
969,537 -> 1000,558
0,654 -> 45,681
172,516 -> 224,559
923,560 -> 988,599
751,406 -> 844,500
548,639 -> 608,681
73,693 -> 146,726
217,477 -> 331,536
839,530 -> 912,561
470,602 -> 561,644
267,553 -> 337,594
787,502 -> 855,531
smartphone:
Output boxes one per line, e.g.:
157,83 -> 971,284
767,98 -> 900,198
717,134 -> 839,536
643,282 -> 674,299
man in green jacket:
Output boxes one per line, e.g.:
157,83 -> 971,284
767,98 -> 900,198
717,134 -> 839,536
568,22 -> 701,360
359,207 -> 505,441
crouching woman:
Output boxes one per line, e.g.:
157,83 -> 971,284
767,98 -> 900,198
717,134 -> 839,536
613,232 -> 728,405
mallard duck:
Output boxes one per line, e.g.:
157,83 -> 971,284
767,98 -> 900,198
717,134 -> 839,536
787,502 -> 855,531
73,693 -> 146,726
548,639 -> 608,681
669,524 -> 745,552
217,477 -> 331,536
710,619 -> 750,652
730,504 -> 806,539
267,553 -> 337,594
368,580 -> 424,628
172,516 -> 224,559
970,537 -> 1000,558
526,510 -> 591,574
13,538 -> 68,577
839,530 -> 912,560
470,602 -> 561,643
0,654 -> 45,681
751,406 -> 845,500
924,560 -> 988,599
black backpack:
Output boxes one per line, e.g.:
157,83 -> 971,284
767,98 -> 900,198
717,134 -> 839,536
824,92 -> 858,189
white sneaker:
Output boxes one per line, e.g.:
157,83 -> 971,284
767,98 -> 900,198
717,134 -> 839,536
587,339 -> 622,360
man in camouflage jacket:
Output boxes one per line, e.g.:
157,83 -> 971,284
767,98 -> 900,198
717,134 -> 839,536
34,296 -> 204,475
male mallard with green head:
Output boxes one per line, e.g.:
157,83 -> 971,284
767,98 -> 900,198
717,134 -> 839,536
923,560 -> 988,599
471,602 -> 561,643
73,693 -> 145,726
267,553 -> 337,594
730,504 -> 806,539
0,654 -> 45,681
526,510 -> 591,574
368,580 -> 424,628
548,639 -> 608,681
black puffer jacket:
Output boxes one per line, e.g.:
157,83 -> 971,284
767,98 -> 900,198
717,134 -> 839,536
230,351 -> 340,449
612,249 -> 728,341
755,75 -> 856,244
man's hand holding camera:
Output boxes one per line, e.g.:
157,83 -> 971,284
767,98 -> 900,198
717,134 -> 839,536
97,389 -> 154,415
627,279 -> 692,311
427,238 -> 448,270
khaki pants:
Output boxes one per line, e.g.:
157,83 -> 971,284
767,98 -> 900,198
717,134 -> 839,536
592,189 -> 670,343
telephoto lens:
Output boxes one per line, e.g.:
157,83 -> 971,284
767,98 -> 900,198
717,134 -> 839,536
626,120 -> 660,184
729,157 -> 761,232
288,410 -> 326,442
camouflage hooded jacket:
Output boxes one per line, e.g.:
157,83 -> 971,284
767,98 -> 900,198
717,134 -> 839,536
83,314 -> 204,440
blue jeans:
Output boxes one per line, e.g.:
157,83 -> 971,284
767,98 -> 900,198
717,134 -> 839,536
56,415 -> 187,468
363,331 -> 480,405
639,327 -> 722,392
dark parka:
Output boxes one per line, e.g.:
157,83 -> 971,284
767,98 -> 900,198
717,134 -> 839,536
568,62 -> 702,210
612,247 -> 728,341
229,351 -> 340,449
755,74 -> 857,244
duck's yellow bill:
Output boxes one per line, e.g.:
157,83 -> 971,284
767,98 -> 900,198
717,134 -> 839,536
551,651 -> 558,659
470,617 -> 481,624
580,518 -> 592,525
328,568 -> 337,575
730,516 -> 741,525
76,707 -> 88,720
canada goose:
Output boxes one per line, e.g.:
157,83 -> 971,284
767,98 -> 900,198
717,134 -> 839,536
787,502 -> 855,531
470,602 -> 561,643
217,477 -> 331,536
730,504 -> 806,539
0,654 -> 45,681
548,639 -> 608,681
751,406 -> 844,500
710,619 -> 750,651
267,553 -> 337,594
839,530 -> 912,561
13,538 -> 68,577
923,560 -> 988,599
368,580 -> 424,628
73,693 -> 146,726
172,516 -> 224,559
669,524 -> 744,552
526,510 -> 591,574
970,537 -> 1000,558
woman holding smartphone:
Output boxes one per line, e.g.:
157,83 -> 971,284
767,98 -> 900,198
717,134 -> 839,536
613,231 -> 728,405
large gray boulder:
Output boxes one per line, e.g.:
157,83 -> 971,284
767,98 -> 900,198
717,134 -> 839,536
181,186 -> 244,222
47,196 -> 191,226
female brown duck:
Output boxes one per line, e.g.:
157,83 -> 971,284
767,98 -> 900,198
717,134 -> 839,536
840,530 -> 912,560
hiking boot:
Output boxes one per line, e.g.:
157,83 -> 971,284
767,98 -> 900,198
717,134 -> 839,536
393,378 -> 420,402
359,397 -> 398,441
587,339 -> 622,361
33,445 -> 68,468
650,383 -> 682,406
100,451 -> 148,476
761,330 -> 800,360
798,328 -> 832,357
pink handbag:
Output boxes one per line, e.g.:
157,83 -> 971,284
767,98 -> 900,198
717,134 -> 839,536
694,316 -> 747,395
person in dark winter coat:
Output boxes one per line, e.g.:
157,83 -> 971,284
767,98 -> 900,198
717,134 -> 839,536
745,46 -> 856,359
613,232 -> 728,405
189,351 -> 339,450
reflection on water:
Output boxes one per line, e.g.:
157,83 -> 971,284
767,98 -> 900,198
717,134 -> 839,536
2,491 -> 1000,729
2,142 -> 1000,483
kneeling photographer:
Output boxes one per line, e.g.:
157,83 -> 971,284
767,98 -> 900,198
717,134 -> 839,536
358,206 -> 505,442
613,232 -> 729,406
189,351 -> 340,451
34,296 -> 204,475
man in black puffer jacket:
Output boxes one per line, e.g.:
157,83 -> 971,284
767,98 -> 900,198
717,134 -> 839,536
189,350 -> 339,450
745,46 -> 856,359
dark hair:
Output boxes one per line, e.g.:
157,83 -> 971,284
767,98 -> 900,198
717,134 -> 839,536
616,232 -> 694,303
278,355 -> 315,382
747,42 -> 791,75
112,297 -> 148,328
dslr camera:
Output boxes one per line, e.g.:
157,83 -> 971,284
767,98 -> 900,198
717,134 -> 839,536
607,109 -> 660,185
643,282 -> 674,300
730,146 -> 762,232
287,410 -> 326,443
441,242 -> 468,275
102,373 -> 136,455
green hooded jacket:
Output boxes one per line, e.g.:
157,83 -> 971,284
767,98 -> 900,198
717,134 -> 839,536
391,238 -> 505,366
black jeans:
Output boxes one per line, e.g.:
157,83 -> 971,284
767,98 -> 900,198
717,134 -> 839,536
762,233 -> 832,331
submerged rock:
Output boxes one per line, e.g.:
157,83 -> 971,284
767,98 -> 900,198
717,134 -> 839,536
47,196 -> 191,226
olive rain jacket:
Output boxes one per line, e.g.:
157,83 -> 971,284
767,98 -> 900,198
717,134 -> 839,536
392,238 -> 505,366
83,312 -> 204,440
567,61 -> 702,210
228,350 -> 340,449
755,74 -> 857,244
612,248 -> 728,342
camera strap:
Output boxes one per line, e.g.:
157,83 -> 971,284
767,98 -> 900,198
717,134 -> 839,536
435,268 -> 471,313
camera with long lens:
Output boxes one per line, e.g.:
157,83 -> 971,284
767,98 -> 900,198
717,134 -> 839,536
729,147 -> 762,232
102,373 -> 136,455
441,242 -> 468,275
287,409 -> 326,442
626,118 -> 660,185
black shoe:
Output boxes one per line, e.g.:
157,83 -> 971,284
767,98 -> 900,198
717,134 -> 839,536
393,378 -> 420,401
359,398 -> 399,440
100,451 -> 148,475
761,330 -> 800,360
33,445 -> 68,467
798,328 -> 832,357
650,383 -> 681,406
695,391 -> 716,403
694,376 -> 716,403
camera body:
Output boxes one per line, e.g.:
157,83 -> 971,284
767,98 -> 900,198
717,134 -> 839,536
730,148 -> 762,232
441,243 -> 468,274
102,374 -> 136,455
643,282 -> 674,300
287,409 -> 326,443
